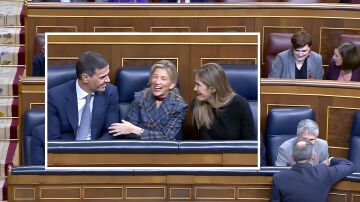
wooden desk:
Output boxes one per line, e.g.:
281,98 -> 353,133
8,167 -> 360,201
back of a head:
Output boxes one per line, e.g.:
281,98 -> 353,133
293,140 -> 314,163
291,31 -> 312,50
297,119 -> 319,137
76,51 -> 108,79
337,42 -> 360,70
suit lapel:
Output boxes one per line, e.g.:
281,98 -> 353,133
92,92 -> 104,139
65,82 -> 78,136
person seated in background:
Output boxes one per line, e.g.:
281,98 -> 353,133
276,119 -> 328,166
271,140 -> 354,202
48,51 -> 119,140
269,31 -> 323,79
192,63 -> 256,140
108,60 -> 188,140
324,42 -> 360,82
32,44 -> 45,77
30,124 -> 45,165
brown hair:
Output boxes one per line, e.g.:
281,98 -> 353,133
291,31 -> 312,50
336,42 -> 360,70
192,63 -> 234,129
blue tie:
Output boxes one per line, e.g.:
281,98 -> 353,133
76,94 -> 92,140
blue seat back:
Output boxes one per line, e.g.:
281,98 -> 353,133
115,66 -> 151,119
47,64 -> 76,89
22,108 -> 45,165
349,110 -> 360,172
221,64 -> 258,101
265,107 -> 315,166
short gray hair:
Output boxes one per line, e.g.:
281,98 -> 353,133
296,119 -> 319,138
292,140 -> 314,162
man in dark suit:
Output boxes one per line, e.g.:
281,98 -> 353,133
271,140 -> 354,202
30,124 -> 45,165
48,51 -> 119,140
32,43 -> 45,77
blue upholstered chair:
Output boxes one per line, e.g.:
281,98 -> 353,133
349,110 -> 360,172
222,64 -> 258,133
47,63 -> 76,89
265,107 -> 315,166
115,66 -> 151,119
22,108 -> 45,165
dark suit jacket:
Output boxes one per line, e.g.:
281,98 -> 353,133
48,80 -> 119,140
32,52 -> 45,77
271,157 -> 354,202
30,124 -> 45,165
324,59 -> 360,81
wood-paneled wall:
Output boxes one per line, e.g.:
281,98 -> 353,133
26,3 -> 360,77
261,79 -> 360,159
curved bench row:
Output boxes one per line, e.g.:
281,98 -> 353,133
9,166 -> 360,201
47,140 -> 258,167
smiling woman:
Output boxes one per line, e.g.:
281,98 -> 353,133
108,60 -> 188,141
192,63 -> 256,141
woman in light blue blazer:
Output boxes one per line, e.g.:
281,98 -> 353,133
269,31 -> 323,80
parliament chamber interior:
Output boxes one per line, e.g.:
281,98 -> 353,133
0,0 -> 359,201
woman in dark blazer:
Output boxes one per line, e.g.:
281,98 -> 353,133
324,42 -> 360,82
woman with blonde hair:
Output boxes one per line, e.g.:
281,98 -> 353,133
109,60 -> 188,140
192,63 -> 255,140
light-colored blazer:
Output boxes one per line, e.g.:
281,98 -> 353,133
275,137 -> 329,166
269,49 -> 324,79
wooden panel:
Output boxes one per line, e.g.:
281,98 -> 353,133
327,107 -> 358,148
328,193 -> 347,202
195,187 -> 236,199
238,187 -> 271,200
93,27 -> 134,32
150,27 -> 190,32
47,152 -> 257,167
83,187 -> 123,199
207,26 -> 246,32
13,188 -> 35,201
353,194 -> 360,202
126,187 -> 165,199
170,187 -> 191,199
40,187 -> 81,199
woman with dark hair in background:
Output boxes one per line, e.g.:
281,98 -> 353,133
324,42 -> 360,81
